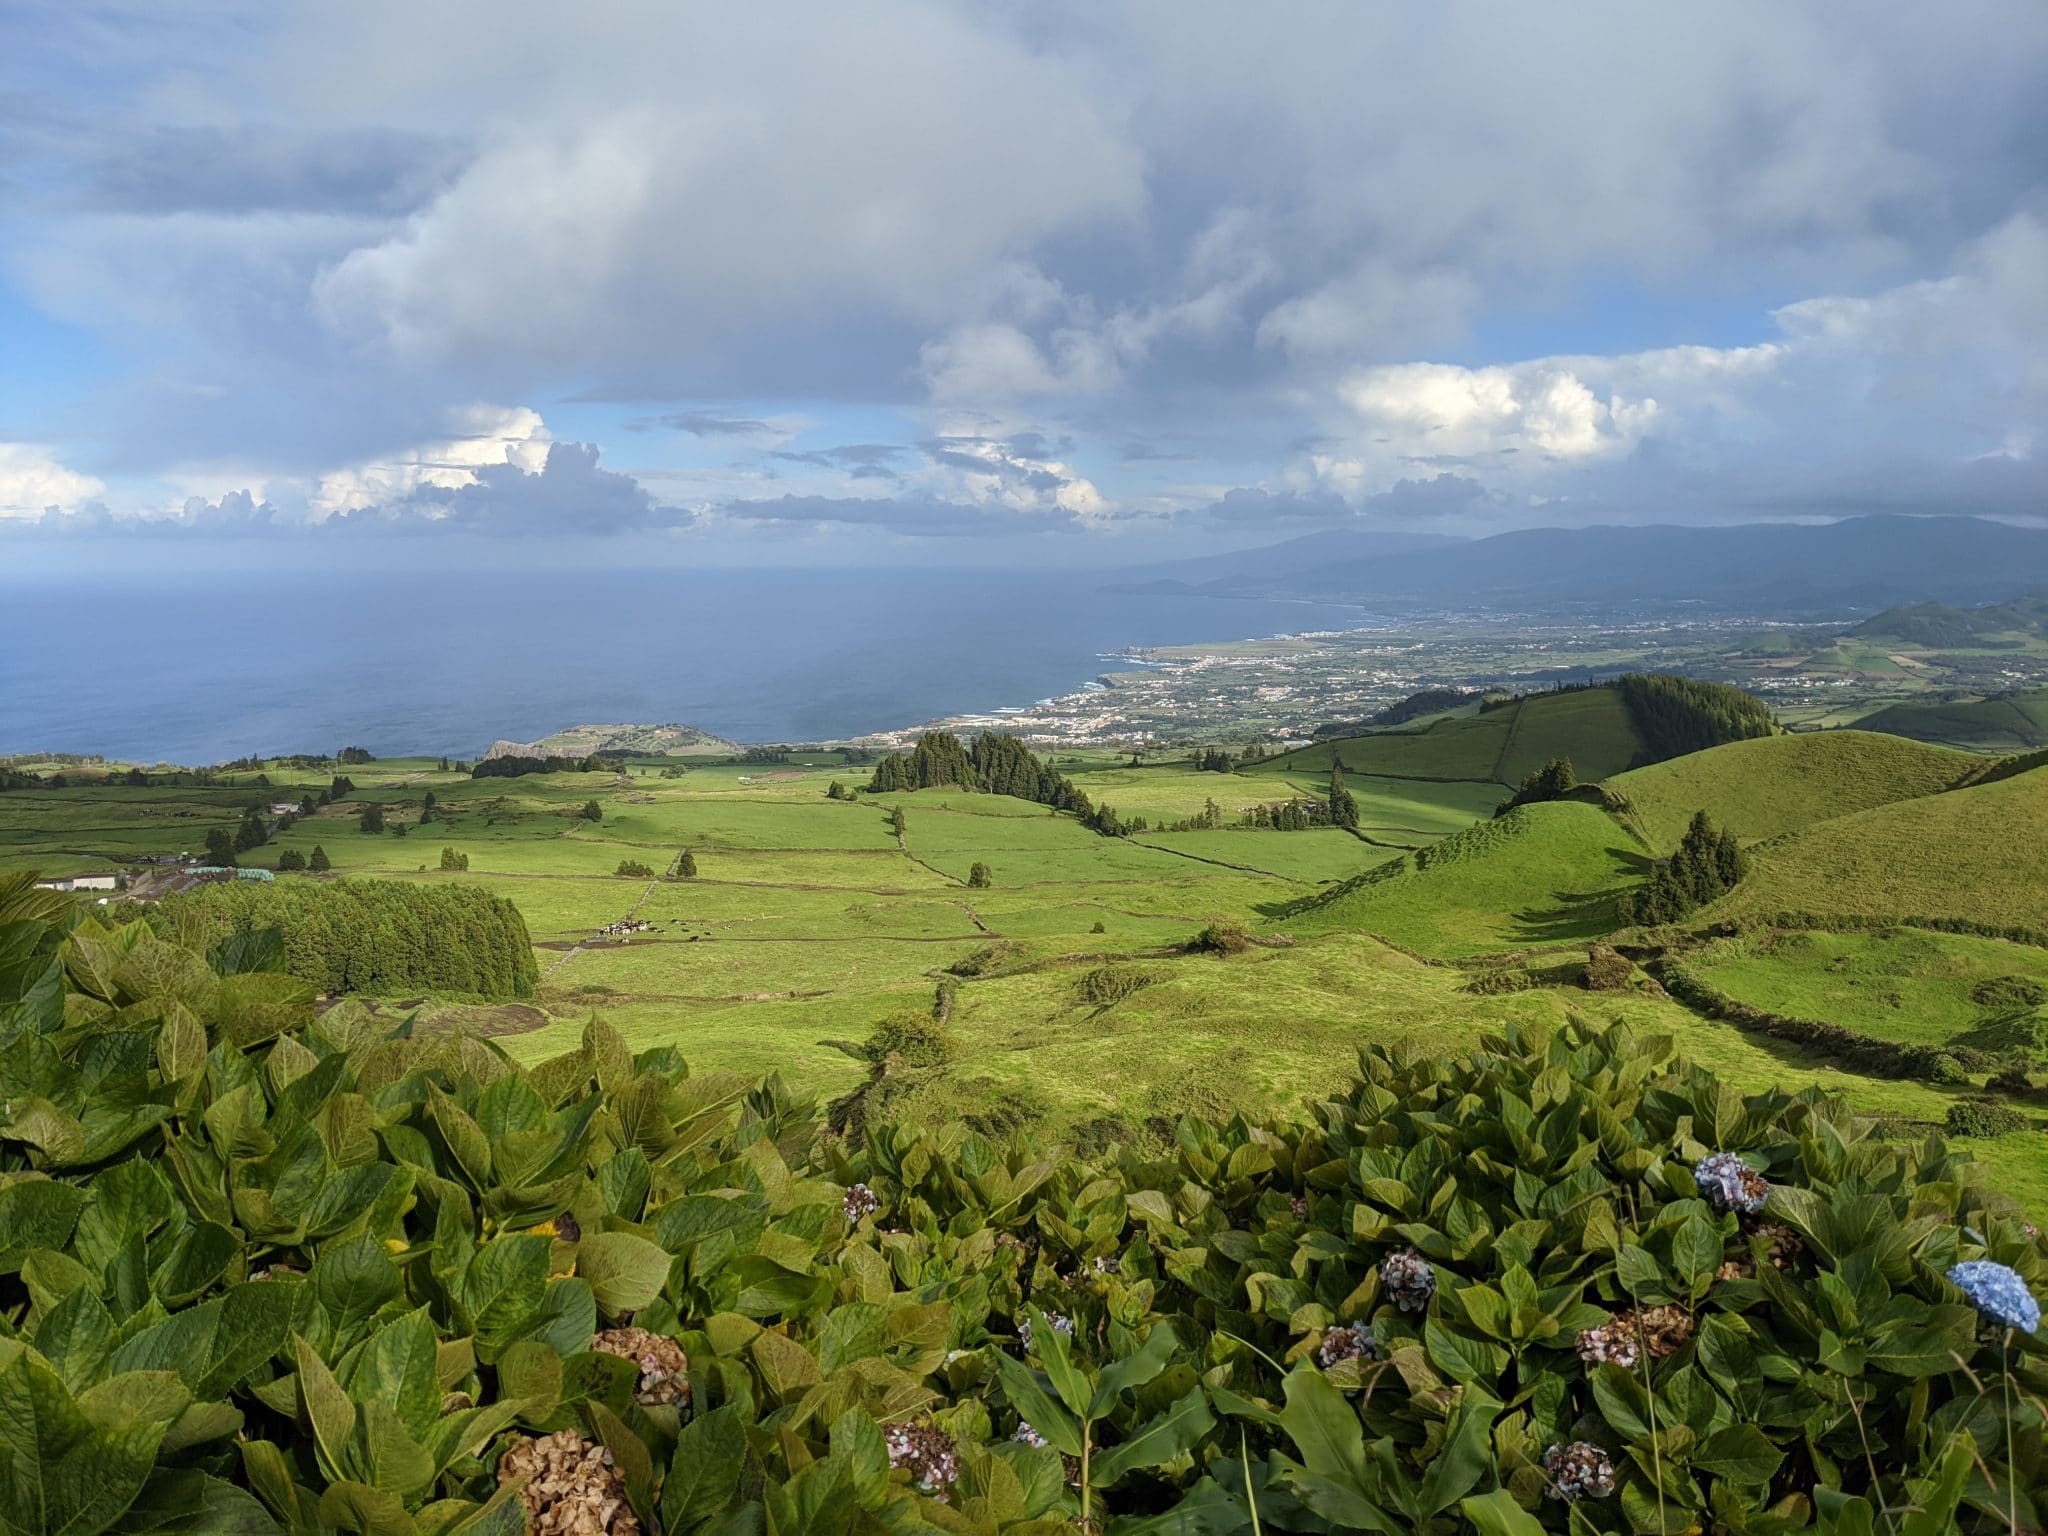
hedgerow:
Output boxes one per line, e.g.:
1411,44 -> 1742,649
0,869 -> 2043,1535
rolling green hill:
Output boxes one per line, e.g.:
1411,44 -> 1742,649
1607,730 -> 1976,848
1271,800 -> 1647,956
1711,764 -> 2048,932
1853,687 -> 2048,752
1852,595 -> 2048,648
1265,683 -> 1646,785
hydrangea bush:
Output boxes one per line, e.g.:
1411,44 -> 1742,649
0,870 -> 2042,1535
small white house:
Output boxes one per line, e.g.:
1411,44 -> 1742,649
270,802 -> 301,817
36,873 -> 120,892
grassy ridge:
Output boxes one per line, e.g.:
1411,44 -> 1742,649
1854,686 -> 2048,751
1712,764 -> 2048,931
1270,800 -> 1648,956
1608,730 -> 1975,848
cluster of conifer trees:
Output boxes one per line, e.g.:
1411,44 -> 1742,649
469,753 -> 613,779
1618,809 -> 1747,926
160,878 -> 538,997
867,731 -> 1093,814
1614,673 -> 1777,760
1496,756 -> 1578,815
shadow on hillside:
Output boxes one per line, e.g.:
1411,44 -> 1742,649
1511,884 -> 1629,943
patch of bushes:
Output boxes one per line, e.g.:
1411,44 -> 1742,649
862,1010 -> 956,1066
1077,965 -> 1153,1006
1580,943 -> 1636,991
1186,916 -> 1252,954
615,858 -> 656,877
949,941 -> 1020,977
1975,975 -> 2048,1010
1944,1099 -> 2031,1137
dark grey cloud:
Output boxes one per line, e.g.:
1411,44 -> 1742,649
69,124 -> 467,216
769,443 -> 906,480
642,411 -> 777,438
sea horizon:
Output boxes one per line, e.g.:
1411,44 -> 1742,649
0,566 -> 1368,763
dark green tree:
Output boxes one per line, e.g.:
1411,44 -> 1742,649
1328,763 -> 1360,829
204,828 -> 238,867
581,799 -> 604,822
308,845 -> 331,872
967,862 -> 993,889
677,850 -> 698,879
233,805 -> 269,852
358,801 -> 386,834
276,848 -> 307,871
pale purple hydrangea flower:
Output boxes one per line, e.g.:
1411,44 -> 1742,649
1695,1152 -> 1769,1215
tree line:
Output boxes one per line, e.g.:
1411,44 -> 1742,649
1613,673 -> 1777,760
470,753 -> 614,779
868,731 -> 1094,815
158,877 -> 538,998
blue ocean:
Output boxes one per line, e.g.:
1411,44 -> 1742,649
0,568 -> 1363,762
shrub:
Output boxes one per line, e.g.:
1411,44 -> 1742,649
967,861 -> 993,888
439,846 -> 470,871
615,858 -> 655,878
1580,943 -> 1636,991
1976,975 -> 2048,1011
949,942 -> 1018,977
862,1010 -> 956,1067
275,847 -> 307,871
1987,1064 -> 2036,1096
1928,1052 -> 1971,1085
1077,966 -> 1152,1006
1945,1099 -> 2030,1137
1187,916 -> 1252,954
308,844 -> 331,871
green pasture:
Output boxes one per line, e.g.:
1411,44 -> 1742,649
1688,926 -> 2048,1048
11,736 -> 2048,1209
1608,730 -> 1975,848
1715,765 -> 2048,931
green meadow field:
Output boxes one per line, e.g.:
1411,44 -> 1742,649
7,688 -> 2048,1208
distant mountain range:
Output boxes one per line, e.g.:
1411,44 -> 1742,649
1107,515 -> 2048,616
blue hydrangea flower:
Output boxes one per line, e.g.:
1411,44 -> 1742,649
1948,1260 -> 2041,1333
1694,1152 -> 1768,1215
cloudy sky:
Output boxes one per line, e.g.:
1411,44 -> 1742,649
3,1 -> 2044,562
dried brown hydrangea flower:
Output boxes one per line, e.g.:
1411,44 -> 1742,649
590,1327 -> 690,1408
498,1430 -> 642,1536
1717,1221 -> 1805,1281
885,1421 -> 959,1501
1576,1304 -> 1694,1367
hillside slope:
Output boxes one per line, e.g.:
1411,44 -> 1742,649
1854,688 -> 2048,752
1272,800 -> 1647,957
1609,731 -> 1976,848
1711,764 -> 2048,931
1268,684 -> 1646,785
